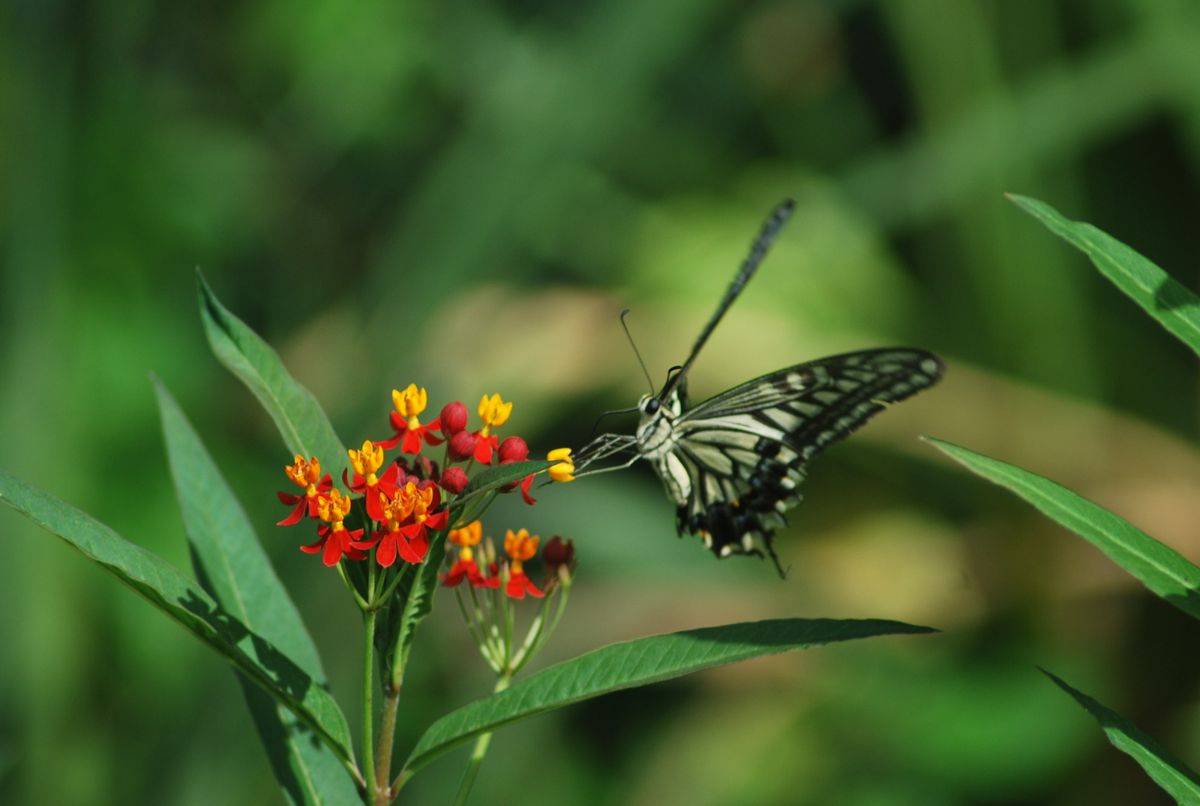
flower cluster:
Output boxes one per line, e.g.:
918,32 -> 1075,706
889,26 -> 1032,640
444,518 -> 577,675
442,521 -> 576,599
275,386 -> 573,569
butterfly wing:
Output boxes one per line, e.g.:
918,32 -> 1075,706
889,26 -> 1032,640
660,348 -> 943,571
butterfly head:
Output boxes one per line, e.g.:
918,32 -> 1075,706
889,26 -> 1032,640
637,389 -> 683,421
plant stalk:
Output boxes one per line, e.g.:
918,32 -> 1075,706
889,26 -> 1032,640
374,686 -> 400,805
362,608 -> 378,803
452,675 -> 511,806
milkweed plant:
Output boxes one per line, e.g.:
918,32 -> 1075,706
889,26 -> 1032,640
10,193 -> 1190,803
0,274 -> 934,804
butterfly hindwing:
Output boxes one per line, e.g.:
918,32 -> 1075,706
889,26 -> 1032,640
664,348 -> 943,570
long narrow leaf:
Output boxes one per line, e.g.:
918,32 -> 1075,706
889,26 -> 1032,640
389,533 -> 448,688
1042,670 -> 1200,801
402,617 -> 934,775
926,437 -> 1200,621
1008,194 -> 1200,357
0,469 -> 355,768
155,379 -> 358,803
197,271 -> 348,476
459,460 -> 552,500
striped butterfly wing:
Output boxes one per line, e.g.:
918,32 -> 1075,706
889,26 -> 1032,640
662,348 -> 943,571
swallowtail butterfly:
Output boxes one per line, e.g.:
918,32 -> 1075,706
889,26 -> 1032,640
574,199 -> 944,574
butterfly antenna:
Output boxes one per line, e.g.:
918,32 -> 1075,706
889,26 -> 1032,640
662,198 -> 796,399
620,308 -> 656,395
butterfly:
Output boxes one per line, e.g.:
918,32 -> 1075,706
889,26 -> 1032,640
573,199 -> 944,574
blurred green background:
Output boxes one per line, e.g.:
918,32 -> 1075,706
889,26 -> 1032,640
4,0 -> 1200,803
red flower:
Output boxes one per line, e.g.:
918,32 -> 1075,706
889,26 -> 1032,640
442,521 -> 498,588
276,456 -> 332,526
343,440 -> 399,522
518,473 -> 537,505
301,490 -> 367,566
506,571 -> 544,599
443,557 -> 482,587
378,384 -> 443,455
503,528 -> 544,599
372,480 -> 447,567
474,434 -> 499,464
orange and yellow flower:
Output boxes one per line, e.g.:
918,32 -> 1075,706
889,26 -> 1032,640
276,455 -> 332,525
300,489 -> 368,566
362,479 -> 448,567
442,520 -> 497,588
503,528 -> 544,599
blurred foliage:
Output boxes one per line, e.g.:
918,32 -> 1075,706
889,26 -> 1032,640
3,0 -> 1200,803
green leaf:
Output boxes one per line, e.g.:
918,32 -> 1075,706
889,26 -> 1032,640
197,271 -> 348,476
401,617 -> 934,775
388,533 -> 448,688
925,437 -> 1200,621
1008,194 -> 1200,357
460,460 -> 553,498
1042,669 -> 1200,801
154,379 -> 359,804
0,468 -> 356,769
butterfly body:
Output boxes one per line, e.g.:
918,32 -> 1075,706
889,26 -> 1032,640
576,200 -> 944,573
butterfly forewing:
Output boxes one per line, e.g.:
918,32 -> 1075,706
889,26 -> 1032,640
661,348 -> 943,570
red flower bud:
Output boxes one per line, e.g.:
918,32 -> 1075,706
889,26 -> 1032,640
543,536 -> 575,572
448,430 -> 477,461
498,436 -> 529,464
440,401 -> 469,435
440,465 -> 469,494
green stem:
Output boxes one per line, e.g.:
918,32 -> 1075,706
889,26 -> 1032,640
468,581 -> 504,663
453,675 -> 511,806
502,593 -> 515,669
375,562 -> 413,609
509,599 -> 549,673
338,561 -> 370,611
362,608 -> 378,803
455,585 -> 500,671
374,687 -> 400,805
523,582 -> 570,671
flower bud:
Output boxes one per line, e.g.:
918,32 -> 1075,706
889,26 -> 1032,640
448,430 -> 477,461
498,436 -> 529,464
440,466 -> 469,495
542,536 -> 575,573
440,401 -> 469,435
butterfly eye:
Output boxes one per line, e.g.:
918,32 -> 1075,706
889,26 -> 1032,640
643,398 -> 660,415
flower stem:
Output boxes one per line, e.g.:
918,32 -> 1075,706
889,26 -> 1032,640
453,675 -> 511,806
362,607 -> 378,803
338,561 -> 370,611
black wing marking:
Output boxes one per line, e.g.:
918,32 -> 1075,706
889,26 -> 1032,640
659,199 -> 795,402
667,348 -> 943,573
